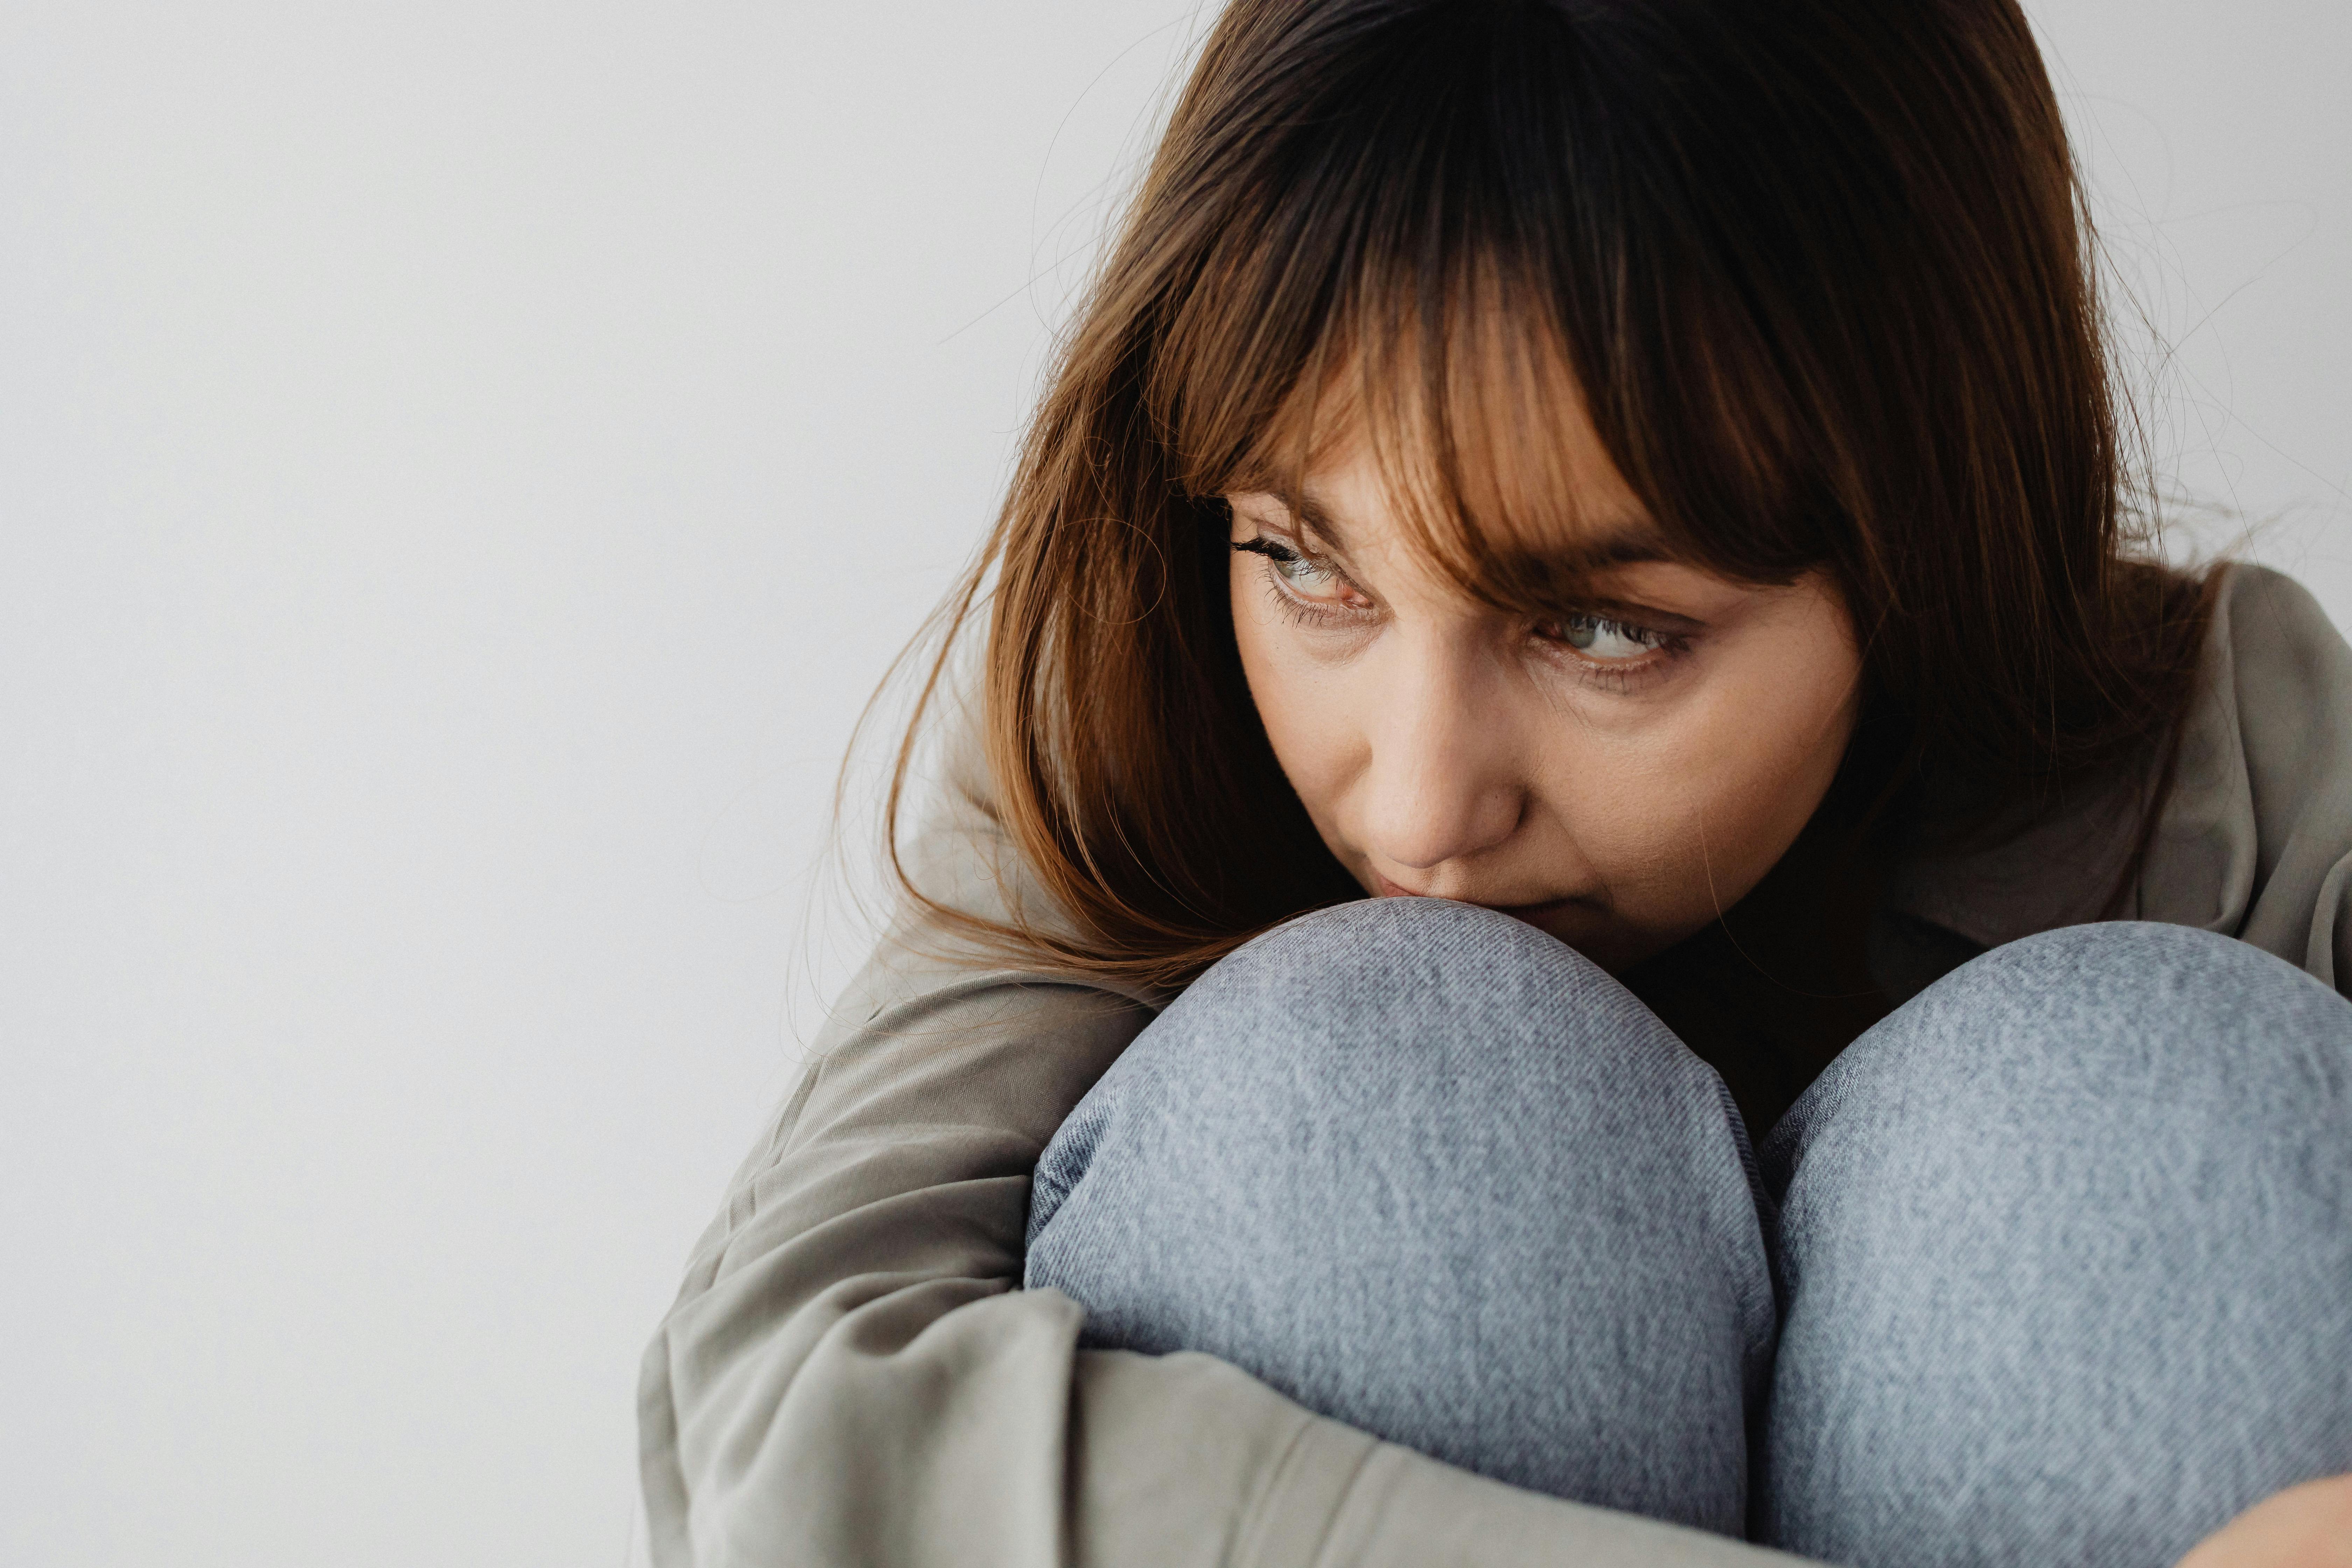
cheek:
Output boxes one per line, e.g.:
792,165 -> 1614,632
1549,619 -> 1858,925
1230,564 -> 1357,818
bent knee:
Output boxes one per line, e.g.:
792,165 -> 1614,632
1780,922 -> 2350,1167
1034,898 -> 1751,1228
1763,922 -> 2352,1564
1766,918 -> 2352,1295
1148,896 -> 1704,1102
1183,896 -> 1619,1039
1941,919 -> 2341,1043
1027,895 -> 1766,1305
1024,897 -> 1776,1521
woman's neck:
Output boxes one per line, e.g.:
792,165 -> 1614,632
1620,771 -> 1904,1136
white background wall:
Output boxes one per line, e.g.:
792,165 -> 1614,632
1,4 -> 2343,1565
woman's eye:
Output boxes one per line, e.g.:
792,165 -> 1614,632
1272,550 -> 1342,593
1549,613 -> 1663,661
1235,537 -> 1352,602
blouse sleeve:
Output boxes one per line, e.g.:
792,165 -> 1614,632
636,774 -> 1813,1566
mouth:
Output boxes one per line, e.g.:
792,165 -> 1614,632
1369,870 -> 1598,923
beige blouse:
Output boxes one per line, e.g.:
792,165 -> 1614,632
639,563 -> 2352,1568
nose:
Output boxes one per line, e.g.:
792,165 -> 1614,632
1354,636 -> 1525,872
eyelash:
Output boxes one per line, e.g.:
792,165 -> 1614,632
1231,535 -> 1692,692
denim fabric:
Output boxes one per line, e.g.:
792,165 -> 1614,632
1023,900 -> 2352,1567
1025,897 -> 1775,1533
1759,920 -> 2352,1567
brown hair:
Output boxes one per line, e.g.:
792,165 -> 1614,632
877,0 -> 2210,992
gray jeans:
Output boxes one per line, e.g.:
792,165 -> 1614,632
1023,899 -> 2352,1568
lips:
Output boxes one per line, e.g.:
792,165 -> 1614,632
1370,869 -> 1593,919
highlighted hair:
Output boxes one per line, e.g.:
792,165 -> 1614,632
882,0 -> 2209,989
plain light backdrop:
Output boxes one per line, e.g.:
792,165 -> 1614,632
1,4 -> 2344,1565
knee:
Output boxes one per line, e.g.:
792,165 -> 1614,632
1939,919 -> 2345,1065
1175,895 -> 1631,1062
1761,931 -> 2352,1565
1120,895 -> 1714,1111
1024,896 -> 1772,1351
1024,897 -> 1774,1525
1776,921 -> 2351,1182
1765,919 -> 2352,1396
1031,898 -> 1746,1238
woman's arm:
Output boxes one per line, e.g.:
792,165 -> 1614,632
640,918 -> 1812,1567
637,677 -> 1823,1568
638,786 -> 1815,1568
636,927 -> 1144,1564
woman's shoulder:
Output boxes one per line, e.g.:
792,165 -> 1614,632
2137,561 -> 2352,984
2199,560 -> 2352,735
2171,560 -> 2352,868
1880,562 -> 2352,996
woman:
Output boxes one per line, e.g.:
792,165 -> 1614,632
640,2 -> 2352,1564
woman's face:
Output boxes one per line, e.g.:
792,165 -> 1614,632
1226,427 -> 1863,973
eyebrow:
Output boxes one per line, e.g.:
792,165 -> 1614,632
1287,486 -> 1352,551
1278,484 -> 1675,579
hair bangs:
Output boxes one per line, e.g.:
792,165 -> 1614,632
1147,0 -> 1832,620
884,0 -> 2213,988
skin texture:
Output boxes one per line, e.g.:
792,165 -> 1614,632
2176,1476 -> 2352,1568
1225,423 -> 1863,975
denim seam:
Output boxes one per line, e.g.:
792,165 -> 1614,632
1695,1069 -> 1779,1366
